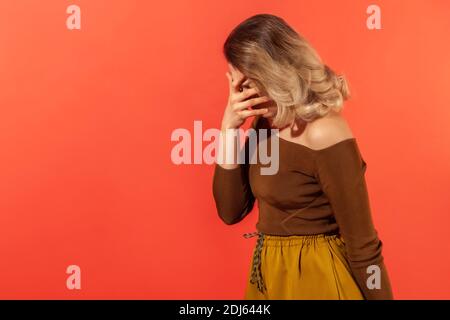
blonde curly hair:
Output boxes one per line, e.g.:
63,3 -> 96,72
223,13 -> 350,128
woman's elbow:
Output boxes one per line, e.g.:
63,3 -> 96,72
215,202 -> 254,225
217,208 -> 245,225
219,214 -> 241,225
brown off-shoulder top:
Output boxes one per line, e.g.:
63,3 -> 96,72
212,117 -> 393,300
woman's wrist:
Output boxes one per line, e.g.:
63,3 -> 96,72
221,122 -> 237,131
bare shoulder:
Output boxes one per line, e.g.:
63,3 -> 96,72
304,110 -> 354,150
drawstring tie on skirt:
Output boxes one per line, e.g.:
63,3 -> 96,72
243,231 -> 266,294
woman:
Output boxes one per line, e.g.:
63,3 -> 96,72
212,14 -> 393,300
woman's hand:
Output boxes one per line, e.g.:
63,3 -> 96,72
221,70 -> 271,130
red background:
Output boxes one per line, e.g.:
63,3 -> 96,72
0,0 -> 449,299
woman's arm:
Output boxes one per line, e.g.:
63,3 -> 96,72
212,67 -> 271,225
313,139 -> 393,300
212,130 -> 256,225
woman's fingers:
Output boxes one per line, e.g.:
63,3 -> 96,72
233,95 -> 271,111
225,67 -> 272,125
234,87 -> 260,102
237,108 -> 269,119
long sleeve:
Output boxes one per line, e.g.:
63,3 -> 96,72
212,135 -> 256,225
313,139 -> 393,300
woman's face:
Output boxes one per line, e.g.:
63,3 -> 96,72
228,63 -> 278,119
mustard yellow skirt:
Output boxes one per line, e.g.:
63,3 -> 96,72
244,233 -> 364,300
